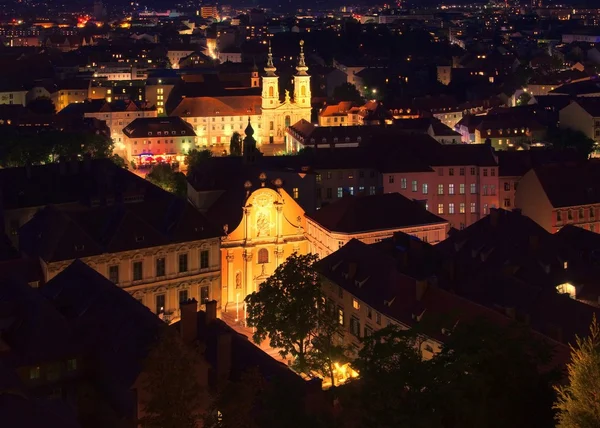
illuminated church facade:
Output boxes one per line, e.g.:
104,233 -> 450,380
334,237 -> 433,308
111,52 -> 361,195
173,41 -> 312,155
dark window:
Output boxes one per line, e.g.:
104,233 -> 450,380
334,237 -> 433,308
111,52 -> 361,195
326,188 -> 332,199
483,169 -> 488,177
375,312 -> 382,325
258,248 -> 269,264
359,170 -> 364,178
364,325 -> 373,337
449,168 -> 454,176
109,265 -> 119,284
156,258 -> 166,277
504,182 -> 510,191
200,250 -> 209,269
178,254 -> 188,273
470,167 -> 476,175
338,286 -> 343,299
459,167 -> 465,176
200,285 -> 209,302
366,306 -> 372,319
156,294 -> 165,314
316,188 -> 322,198
179,289 -> 188,303
350,316 -> 361,337
133,261 -> 143,281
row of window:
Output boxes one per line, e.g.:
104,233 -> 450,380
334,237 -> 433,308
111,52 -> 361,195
154,286 -> 210,314
437,167 -> 496,177
395,179 -> 491,196
29,359 -> 77,381
557,207 -> 597,223
436,202 -> 494,215
316,170 -> 377,182
319,186 -> 377,199
108,251 -> 210,284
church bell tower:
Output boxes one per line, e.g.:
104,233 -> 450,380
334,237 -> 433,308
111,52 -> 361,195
262,43 -> 280,110
293,40 -> 311,108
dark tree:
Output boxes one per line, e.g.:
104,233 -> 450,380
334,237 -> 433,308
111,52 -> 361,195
140,327 -> 207,428
348,320 -> 557,428
332,83 -> 363,103
229,132 -> 242,156
245,253 -> 340,373
146,164 -> 187,196
185,149 -> 213,175
545,128 -> 596,159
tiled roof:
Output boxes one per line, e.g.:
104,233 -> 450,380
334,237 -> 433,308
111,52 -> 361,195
306,193 -> 447,234
20,191 -> 221,263
533,161 -> 600,208
41,260 -> 163,416
123,116 -> 196,138
170,95 -> 262,117
497,148 -> 580,177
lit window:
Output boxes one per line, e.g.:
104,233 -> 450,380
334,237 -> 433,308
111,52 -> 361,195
438,184 -> 444,195
400,178 -> 407,189
338,307 -> 344,325
438,204 -> 444,215
459,203 -> 465,213
449,184 -> 455,195
422,183 -> 428,194
459,183 -> 465,194
470,202 -> 476,213
449,203 -> 455,214
337,187 -> 343,198
293,188 -> 299,199
352,299 -> 360,310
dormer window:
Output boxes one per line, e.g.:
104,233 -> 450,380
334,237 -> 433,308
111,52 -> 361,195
74,244 -> 85,251
357,136 -> 362,143
148,132 -> 152,136
321,138 -> 327,143
333,137 -> 338,143
136,236 -> 145,242
345,137 -> 350,143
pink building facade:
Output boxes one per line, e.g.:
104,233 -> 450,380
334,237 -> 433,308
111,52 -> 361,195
383,164 -> 499,229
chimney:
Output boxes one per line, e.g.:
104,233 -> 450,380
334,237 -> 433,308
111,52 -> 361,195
179,298 -> 198,345
416,279 -> 428,301
347,262 -> 357,280
205,299 -> 217,325
216,332 -> 232,387
489,208 -> 499,227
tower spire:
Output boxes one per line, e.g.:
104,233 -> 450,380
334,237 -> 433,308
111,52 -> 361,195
265,41 -> 276,77
296,40 -> 308,76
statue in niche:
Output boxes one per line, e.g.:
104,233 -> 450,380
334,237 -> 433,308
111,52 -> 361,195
235,271 -> 241,289
285,89 -> 290,103
256,212 -> 270,237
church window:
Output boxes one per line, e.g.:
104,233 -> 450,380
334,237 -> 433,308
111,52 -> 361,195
270,121 -> 274,131
258,249 -> 269,264
301,86 -> 306,97
268,86 -> 274,97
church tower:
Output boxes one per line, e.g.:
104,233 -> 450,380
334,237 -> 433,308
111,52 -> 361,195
243,118 -> 261,164
261,43 -> 280,110
293,40 -> 311,108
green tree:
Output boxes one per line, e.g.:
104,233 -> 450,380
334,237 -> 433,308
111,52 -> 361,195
140,327 -> 207,428
245,253 -> 333,373
147,163 -> 186,196
110,153 -> 128,169
185,149 -> 213,176
545,128 -> 596,159
555,316 -> 600,427
332,82 -> 363,103
229,132 -> 242,156
351,325 -> 442,428
347,320 -> 557,428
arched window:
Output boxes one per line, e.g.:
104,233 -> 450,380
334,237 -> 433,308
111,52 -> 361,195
301,86 -> 306,97
268,86 -> 274,98
258,248 -> 269,264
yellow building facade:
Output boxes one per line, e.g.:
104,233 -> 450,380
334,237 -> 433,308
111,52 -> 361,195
220,184 -> 308,310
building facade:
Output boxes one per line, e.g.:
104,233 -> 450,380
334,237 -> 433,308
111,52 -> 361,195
171,41 -> 311,155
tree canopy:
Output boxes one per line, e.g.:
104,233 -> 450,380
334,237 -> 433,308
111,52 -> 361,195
140,327 -> 207,428
229,132 -> 242,156
332,82 -> 363,104
146,163 -> 187,196
545,127 -> 596,159
245,253 -> 346,377
554,316 -> 600,427
0,129 -> 113,168
346,320 -> 557,428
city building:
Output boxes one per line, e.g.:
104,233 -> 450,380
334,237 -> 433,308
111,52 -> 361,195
172,42 -> 311,154
559,99 -> 600,144
187,124 -> 309,310
515,162 -> 600,234
122,116 -> 196,165
383,143 -> 500,229
305,193 -> 448,258
59,99 -> 157,154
